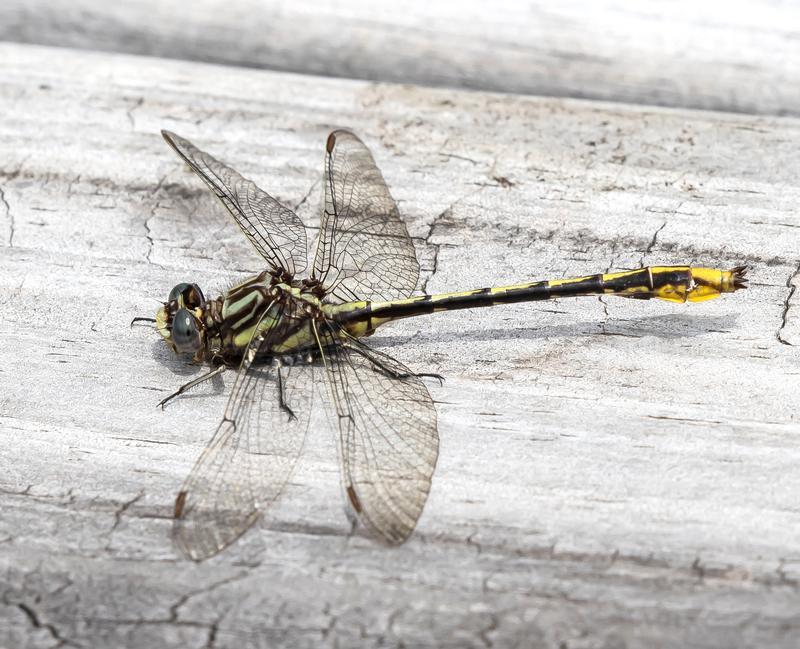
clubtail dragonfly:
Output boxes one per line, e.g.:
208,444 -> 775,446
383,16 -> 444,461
144,129 -> 747,560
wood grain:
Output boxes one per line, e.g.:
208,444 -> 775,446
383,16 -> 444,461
1,0 -> 799,116
1,42 -> 799,648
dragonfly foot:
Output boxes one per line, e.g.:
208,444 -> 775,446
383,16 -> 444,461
279,401 -> 297,421
157,393 -> 176,410
157,365 -> 227,410
416,372 -> 445,386
277,369 -> 297,420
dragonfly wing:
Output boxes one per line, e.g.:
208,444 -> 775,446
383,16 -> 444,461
320,329 -> 438,543
173,311 -> 314,560
312,130 -> 420,303
162,130 -> 308,276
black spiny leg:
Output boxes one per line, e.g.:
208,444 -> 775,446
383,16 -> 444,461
348,345 -> 445,385
158,365 -> 227,409
387,367 -> 445,385
412,371 -> 445,385
277,366 -> 297,420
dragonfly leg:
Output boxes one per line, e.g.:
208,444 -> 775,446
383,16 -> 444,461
412,371 -> 445,385
348,345 -> 445,385
130,316 -> 157,327
158,364 -> 227,409
392,370 -> 445,386
276,366 -> 297,421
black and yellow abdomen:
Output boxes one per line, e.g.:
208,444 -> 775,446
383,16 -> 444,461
328,265 -> 748,334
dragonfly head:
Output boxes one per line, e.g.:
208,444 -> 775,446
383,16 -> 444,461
156,282 -> 207,360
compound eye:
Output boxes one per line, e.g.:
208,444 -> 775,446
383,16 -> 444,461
168,283 -> 205,308
168,282 -> 191,304
183,283 -> 204,308
171,308 -> 202,353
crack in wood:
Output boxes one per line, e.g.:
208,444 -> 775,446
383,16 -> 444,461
0,185 -> 11,247
777,261 -> 800,346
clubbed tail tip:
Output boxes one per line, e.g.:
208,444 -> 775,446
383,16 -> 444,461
730,265 -> 749,290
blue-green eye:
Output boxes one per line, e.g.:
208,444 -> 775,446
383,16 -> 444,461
168,283 -> 204,308
168,283 -> 190,303
172,308 -> 201,353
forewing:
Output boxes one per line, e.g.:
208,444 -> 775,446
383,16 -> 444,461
312,130 -> 419,303
173,314 -> 314,560
162,130 -> 308,276
321,332 -> 438,543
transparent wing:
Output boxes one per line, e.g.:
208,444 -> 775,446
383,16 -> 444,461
320,328 -> 438,543
173,312 -> 314,560
312,130 -> 420,303
162,130 -> 308,276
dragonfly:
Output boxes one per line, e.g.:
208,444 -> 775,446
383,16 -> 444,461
143,129 -> 747,561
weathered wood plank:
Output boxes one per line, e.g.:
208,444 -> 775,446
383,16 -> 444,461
1,0 -> 799,116
1,43 -> 799,648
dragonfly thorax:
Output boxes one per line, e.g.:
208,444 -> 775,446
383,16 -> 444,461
155,269 -> 336,366
210,273 -> 327,364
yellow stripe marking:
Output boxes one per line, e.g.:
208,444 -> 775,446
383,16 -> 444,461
547,276 -> 592,287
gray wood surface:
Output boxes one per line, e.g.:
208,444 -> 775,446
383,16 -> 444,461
1,0 -> 799,116
1,42 -> 799,648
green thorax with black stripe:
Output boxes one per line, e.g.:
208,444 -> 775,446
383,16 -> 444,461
210,272 -> 327,360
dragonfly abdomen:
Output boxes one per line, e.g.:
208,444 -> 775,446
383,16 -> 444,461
331,265 -> 747,333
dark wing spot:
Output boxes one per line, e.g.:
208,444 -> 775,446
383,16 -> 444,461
326,131 -> 338,153
346,485 -> 363,513
174,490 -> 188,518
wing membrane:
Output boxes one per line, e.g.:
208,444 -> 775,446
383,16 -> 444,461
162,130 -> 307,276
320,328 -> 438,543
312,130 -> 420,302
173,309 -> 314,560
